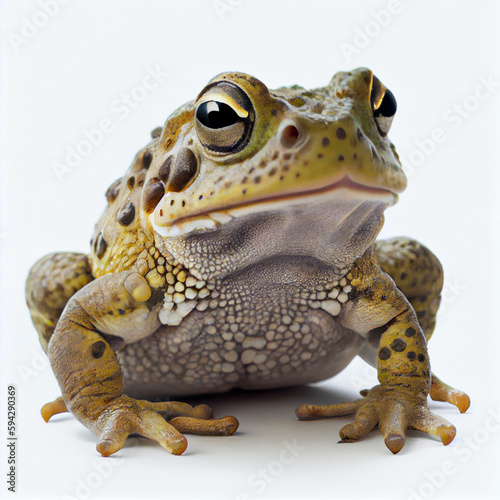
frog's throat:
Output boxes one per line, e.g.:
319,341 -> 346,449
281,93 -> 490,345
155,195 -> 390,280
148,175 -> 396,239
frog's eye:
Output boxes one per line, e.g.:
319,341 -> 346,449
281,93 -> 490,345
370,75 -> 397,136
195,82 -> 254,154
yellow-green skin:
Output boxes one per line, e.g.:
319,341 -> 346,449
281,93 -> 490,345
26,68 -> 469,456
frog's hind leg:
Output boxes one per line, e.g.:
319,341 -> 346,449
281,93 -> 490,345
26,252 -> 93,352
375,237 -> 470,413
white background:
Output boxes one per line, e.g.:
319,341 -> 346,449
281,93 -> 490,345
2,1 -> 500,499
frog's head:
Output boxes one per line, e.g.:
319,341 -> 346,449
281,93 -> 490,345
146,68 -> 404,241
92,69 -> 406,277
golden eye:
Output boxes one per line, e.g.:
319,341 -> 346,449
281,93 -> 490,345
195,82 -> 254,154
370,75 -> 397,136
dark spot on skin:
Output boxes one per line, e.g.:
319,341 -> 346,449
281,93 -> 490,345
379,347 -> 391,360
282,165 -> 290,172
127,176 -> 135,190
105,178 -> 121,203
371,146 -> 379,160
269,167 -> 278,176
295,173 -> 300,178
242,189 -> 247,195
158,156 -> 173,183
407,351 -> 417,361
142,151 -> 153,170
317,154 -> 323,159
248,167 -> 255,174
272,151 -> 279,161
151,126 -> 162,138
117,202 -> 136,226
199,195 -> 203,200
322,137 -> 330,147
381,294 -> 387,300
336,127 -> 347,140
390,338 -> 407,352
405,327 -> 416,337
283,153 -> 292,161
170,199 -> 175,206
338,155 -> 344,161
118,309 -> 125,315
168,148 -> 198,192
356,128 -> 363,140
95,233 -> 108,259
400,272 -> 407,280
259,160 -> 267,169
353,153 -> 357,160
143,177 -> 165,214
418,354 -> 426,362
90,341 -> 106,359
279,175 -> 285,181
254,176 -> 261,184
271,108 -> 278,116
290,97 -> 305,107
182,200 -> 186,207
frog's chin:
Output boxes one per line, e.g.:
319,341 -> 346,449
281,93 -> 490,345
149,176 -> 396,239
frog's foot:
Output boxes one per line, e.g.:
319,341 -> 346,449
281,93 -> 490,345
88,397 -> 238,457
296,385 -> 456,454
42,395 -> 238,456
430,373 -> 470,413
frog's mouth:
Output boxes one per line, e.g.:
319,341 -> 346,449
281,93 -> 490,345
149,175 -> 395,239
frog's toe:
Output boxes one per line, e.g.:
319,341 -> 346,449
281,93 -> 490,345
169,415 -> 239,436
430,373 -> 470,414
41,396 -> 69,422
409,407 -> 456,446
338,400 -> 379,441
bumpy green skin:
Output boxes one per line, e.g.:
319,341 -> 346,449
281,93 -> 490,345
26,68 -> 469,456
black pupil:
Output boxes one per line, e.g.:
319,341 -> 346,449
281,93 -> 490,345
196,101 -> 240,129
374,89 -> 397,118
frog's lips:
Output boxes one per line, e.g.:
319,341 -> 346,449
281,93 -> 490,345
150,175 -> 395,238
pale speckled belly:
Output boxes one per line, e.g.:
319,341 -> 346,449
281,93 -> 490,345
118,257 -> 365,398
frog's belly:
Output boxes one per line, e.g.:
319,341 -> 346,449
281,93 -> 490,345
118,305 -> 365,399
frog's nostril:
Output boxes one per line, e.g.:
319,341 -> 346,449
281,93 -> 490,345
280,125 -> 300,148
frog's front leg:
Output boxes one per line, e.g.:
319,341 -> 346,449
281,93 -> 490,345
375,237 -> 470,413
296,254 -> 457,454
45,270 -> 238,456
